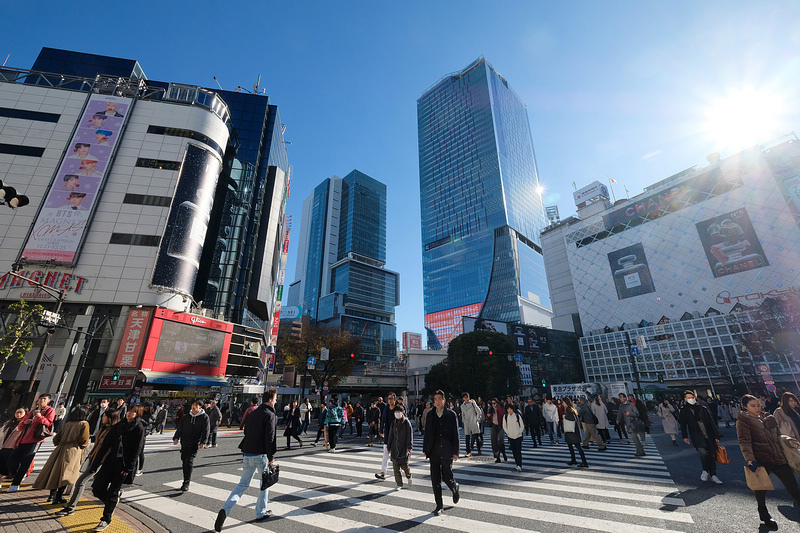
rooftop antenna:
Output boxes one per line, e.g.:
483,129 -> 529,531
253,74 -> 261,95
2,53 -> 10,67
212,76 -> 223,90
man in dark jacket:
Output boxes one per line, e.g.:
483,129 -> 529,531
387,404 -> 413,489
206,400 -> 222,447
422,389 -> 460,516
679,390 -> 723,484
354,401 -> 365,438
173,400 -> 210,491
215,389 -> 278,531
375,392 -> 397,480
367,400 -> 381,446
523,397 -> 544,447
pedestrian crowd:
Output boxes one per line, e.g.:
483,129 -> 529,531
2,389 -> 800,530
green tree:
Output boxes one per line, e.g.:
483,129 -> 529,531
0,300 -> 44,384
421,331 -> 520,400
278,325 -> 361,391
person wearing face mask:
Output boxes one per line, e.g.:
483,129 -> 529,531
616,393 -> 646,456
173,400 -> 210,491
679,390 -> 723,484
387,405 -> 413,490
88,399 -> 110,442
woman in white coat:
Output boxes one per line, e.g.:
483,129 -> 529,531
656,399 -> 680,445
591,398 -> 611,443
503,404 -> 525,472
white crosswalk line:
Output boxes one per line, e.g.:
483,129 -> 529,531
164,480 -> 395,532
123,488 -> 271,532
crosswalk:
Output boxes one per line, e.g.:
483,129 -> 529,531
31,431 -> 694,532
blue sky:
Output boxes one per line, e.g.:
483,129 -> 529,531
4,2 -> 800,342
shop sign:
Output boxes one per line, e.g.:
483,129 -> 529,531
99,374 -> 135,389
114,309 -> 153,368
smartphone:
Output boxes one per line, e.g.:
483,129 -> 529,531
748,461 -> 760,472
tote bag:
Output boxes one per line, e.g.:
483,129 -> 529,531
744,466 -> 774,491
563,418 -> 577,433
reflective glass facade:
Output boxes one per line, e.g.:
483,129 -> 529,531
338,170 -> 387,262
418,58 -> 551,347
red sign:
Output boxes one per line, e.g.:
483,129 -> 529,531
99,374 -> 135,389
402,332 -> 422,350
114,309 -> 153,368
425,303 -> 481,347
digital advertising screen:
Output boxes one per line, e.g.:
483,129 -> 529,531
153,320 -> 225,368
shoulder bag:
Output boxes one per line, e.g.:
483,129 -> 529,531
715,444 -> 731,464
33,420 -> 53,440
563,416 -> 577,433
779,435 -> 800,473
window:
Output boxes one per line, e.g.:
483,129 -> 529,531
123,193 -> 172,207
109,233 -> 161,246
0,143 -> 45,157
146,125 -> 223,156
135,158 -> 181,171
0,107 -> 59,123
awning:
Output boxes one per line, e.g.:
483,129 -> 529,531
139,371 -> 229,387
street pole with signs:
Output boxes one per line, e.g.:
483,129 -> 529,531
624,332 -> 643,395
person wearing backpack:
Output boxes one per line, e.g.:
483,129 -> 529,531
578,397 -> 607,451
460,393 -> 483,456
563,397 -> 588,468
504,403 -> 525,471
323,397 -> 344,452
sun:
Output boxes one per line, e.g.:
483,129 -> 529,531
702,87 -> 785,152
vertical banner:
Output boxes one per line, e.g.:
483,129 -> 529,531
114,308 -> 153,368
20,94 -> 133,265
151,144 -> 222,295
695,208 -> 768,277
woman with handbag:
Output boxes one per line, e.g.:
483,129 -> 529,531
562,397 -> 588,468
737,393 -> 800,529
6,394 -> 55,492
773,392 -> 800,440
283,400 -> 303,449
0,408 -> 27,486
33,405 -> 91,503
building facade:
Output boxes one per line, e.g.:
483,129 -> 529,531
541,138 -> 800,394
0,48 -> 289,411
546,205 -> 560,225
288,170 -> 399,362
418,57 -> 552,348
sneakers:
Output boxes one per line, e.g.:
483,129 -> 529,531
8,485 -> 19,492
700,471 -> 710,482
433,506 -> 443,516
566,461 -> 577,466
180,481 -> 190,492
396,485 -> 403,491
711,475 -> 723,484
578,463 -> 589,468
375,472 -> 386,480
310,442 -> 317,447
465,453 -> 472,457
136,470 -> 143,476
515,466 -> 522,472
56,509 -> 75,517
94,520 -> 110,531
215,509 -> 226,532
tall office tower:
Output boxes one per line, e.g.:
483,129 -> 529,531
546,205 -> 561,225
418,57 -> 552,348
288,170 -> 399,362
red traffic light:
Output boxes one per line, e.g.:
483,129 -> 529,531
350,353 -> 355,358
488,350 -> 493,355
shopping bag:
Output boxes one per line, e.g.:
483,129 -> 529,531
779,435 -> 800,474
715,445 -> 731,464
744,466 -> 774,491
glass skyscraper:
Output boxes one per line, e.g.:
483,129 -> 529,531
289,170 -> 399,361
418,57 -> 552,347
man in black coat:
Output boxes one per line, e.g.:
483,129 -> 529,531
206,400 -> 222,447
215,389 -> 278,531
679,390 -> 723,484
523,397 -> 544,447
422,389 -> 460,516
173,400 -> 210,491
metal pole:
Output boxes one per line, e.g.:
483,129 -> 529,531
699,350 -> 717,399
624,332 -> 642,395
24,290 -> 66,407
65,314 -> 99,414
782,352 -> 800,395
54,329 -> 82,408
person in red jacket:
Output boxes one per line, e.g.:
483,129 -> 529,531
7,394 -> 55,491
489,398 -> 507,463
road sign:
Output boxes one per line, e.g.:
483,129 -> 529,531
320,348 -> 330,361
635,336 -> 647,351
762,374 -> 773,382
758,364 -> 770,373
766,384 -> 777,392
630,346 -> 640,357
513,353 -> 523,362
307,356 -> 317,370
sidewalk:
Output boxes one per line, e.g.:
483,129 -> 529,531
0,485 -> 161,533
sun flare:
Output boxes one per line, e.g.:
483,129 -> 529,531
702,88 -> 784,152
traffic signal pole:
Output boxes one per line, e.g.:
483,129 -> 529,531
624,331 -> 643,396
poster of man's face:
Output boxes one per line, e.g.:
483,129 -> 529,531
607,243 -> 656,300
696,208 -> 768,277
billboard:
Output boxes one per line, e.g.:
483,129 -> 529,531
573,180 -> 609,208
425,302 -> 481,347
510,323 -> 549,353
462,316 -> 508,335
695,208 -> 768,278
113,308 -> 153,368
20,94 -> 133,265
139,308 -> 232,376
402,332 -> 422,350
608,243 -> 656,300
550,382 -> 629,401
151,143 -> 222,295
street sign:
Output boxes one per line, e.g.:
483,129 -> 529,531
513,353 -> 523,362
477,345 -> 490,353
307,356 -> 317,370
635,335 -> 647,351
41,310 -> 61,326
320,348 -> 330,361
630,346 -> 640,357
766,384 -> 777,392
758,364 -> 770,373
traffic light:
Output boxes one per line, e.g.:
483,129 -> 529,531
541,379 -> 546,388
112,369 -> 120,381
350,353 -> 355,358
488,350 -> 493,356
0,180 -> 30,208
658,374 -> 664,383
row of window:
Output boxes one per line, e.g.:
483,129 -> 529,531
122,193 -> 172,207
135,158 -> 181,171
109,233 -> 160,246
0,107 -> 60,123
0,143 -> 45,157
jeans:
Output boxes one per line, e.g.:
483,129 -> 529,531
429,454 -> 456,508
207,428 -> 218,446
696,440 -> 717,475
64,468 -> 96,512
300,419 -> 310,434
545,421 -> 558,443
508,437 -> 523,467
181,444 -> 198,482
754,463 -> 800,519
491,425 -> 506,459
222,454 -> 270,519
465,433 -> 482,454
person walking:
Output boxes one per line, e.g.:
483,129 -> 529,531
0,408 -> 27,485
387,404 -> 413,490
772,392 -> 800,440
524,397 -> 544,448
6,394 -> 55,492
53,403 -> 67,433
299,398 -> 312,435
324,397 -> 344,452
563,397 -> 588,468
657,398 -> 680,446
504,402 -> 525,471
310,403 -> 328,447
616,393 -> 646,456
55,409 -> 121,517
90,405 -> 146,531
488,398 -> 508,463
460,393 -> 483,456
173,400 -> 210,491
354,401 -> 365,438
542,397 -> 560,445
679,390 -> 723,484
114,398 -> 127,419
578,397 -> 607,451
592,397 -> 611,443
737,393 -> 800,529
214,389 -> 278,531
206,400 -> 222,448
34,405 -> 90,503
718,400 -> 733,428
284,400 -> 303,449
422,390 -> 460,516
136,404 -> 156,476
421,401 -> 432,436
154,403 -> 168,434
375,392 -> 398,480
367,400 -> 381,446
88,399 -> 109,441
346,402 -> 355,435
240,397 -> 260,430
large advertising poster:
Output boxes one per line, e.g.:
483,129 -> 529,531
425,302 -> 481,347
151,144 -> 222,295
510,323 -> 549,353
696,208 -> 768,277
20,94 -> 132,265
113,308 -> 153,368
607,243 -> 656,300
462,316 -> 509,335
